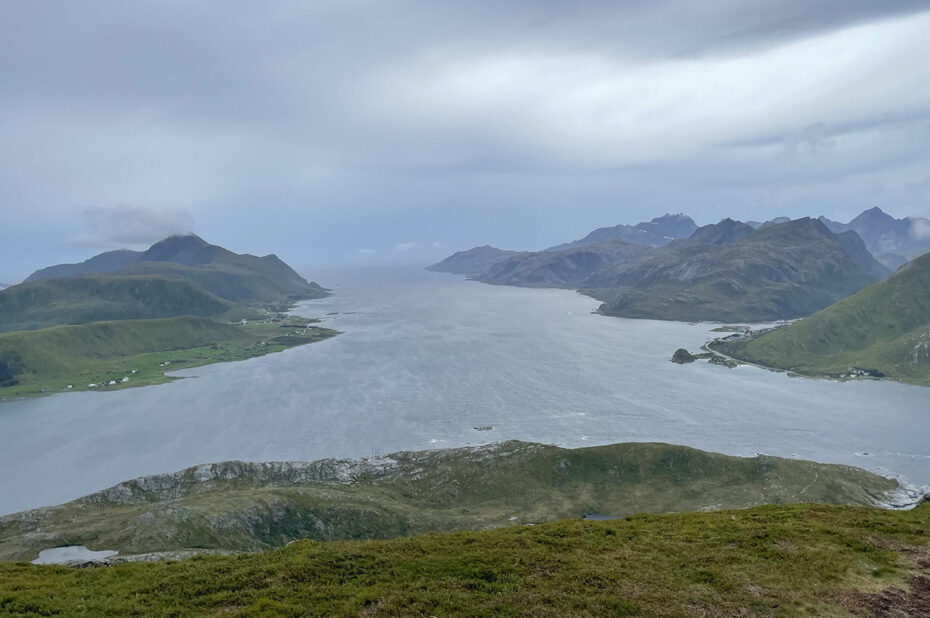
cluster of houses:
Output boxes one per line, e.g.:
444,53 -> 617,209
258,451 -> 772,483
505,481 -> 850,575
87,369 -> 139,389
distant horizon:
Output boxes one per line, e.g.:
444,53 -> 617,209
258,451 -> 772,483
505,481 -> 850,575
4,204 -> 924,285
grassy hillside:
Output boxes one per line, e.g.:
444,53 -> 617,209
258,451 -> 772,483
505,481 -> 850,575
2,503 -> 929,616
123,261 -> 324,306
0,275 -> 255,333
0,441 -> 905,562
125,235 -> 329,304
0,315 -> 339,399
9,236 -> 330,333
23,249 -> 142,283
713,252 -> 930,385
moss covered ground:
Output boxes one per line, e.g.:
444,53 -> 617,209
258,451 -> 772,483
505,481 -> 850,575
2,503 -> 929,616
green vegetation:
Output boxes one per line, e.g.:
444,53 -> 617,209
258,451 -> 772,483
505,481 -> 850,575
712,252 -> 930,386
2,503 -> 929,616
0,315 -> 339,400
0,275 -> 255,333
3,234 -> 329,332
0,441 -> 904,562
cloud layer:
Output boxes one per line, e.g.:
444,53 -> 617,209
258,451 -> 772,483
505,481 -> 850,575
73,205 -> 195,249
1,1 -> 929,280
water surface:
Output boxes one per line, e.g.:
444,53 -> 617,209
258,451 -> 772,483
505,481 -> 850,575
1,267 -> 927,515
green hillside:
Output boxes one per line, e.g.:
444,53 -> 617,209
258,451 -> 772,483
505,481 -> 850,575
0,315 -> 339,398
23,234 -> 330,305
2,503 -> 929,616
124,235 -> 329,304
713,252 -> 930,385
0,441 -> 904,561
0,275 -> 254,333
5,235 -> 331,333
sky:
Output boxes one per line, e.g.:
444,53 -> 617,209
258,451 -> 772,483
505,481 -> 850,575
2,0 -> 930,282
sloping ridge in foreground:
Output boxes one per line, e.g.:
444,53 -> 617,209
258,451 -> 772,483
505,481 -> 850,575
5,504 -> 930,615
0,440 -> 920,562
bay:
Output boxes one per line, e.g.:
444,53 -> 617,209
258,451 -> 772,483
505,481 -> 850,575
0,266 -> 927,515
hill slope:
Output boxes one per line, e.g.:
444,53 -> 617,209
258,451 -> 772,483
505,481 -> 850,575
0,441 -> 906,561
0,315 -> 339,397
2,503 -> 930,616
821,206 -> 930,269
463,218 -> 887,321
712,252 -> 930,385
0,275 -> 246,333
426,245 -> 523,277
125,234 -> 327,304
22,234 -> 329,305
595,218 -> 889,322
482,240 -> 655,288
23,249 -> 142,283
547,213 -> 698,251
3,235 -> 329,332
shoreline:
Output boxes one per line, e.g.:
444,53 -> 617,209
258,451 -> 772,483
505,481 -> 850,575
0,316 -> 341,403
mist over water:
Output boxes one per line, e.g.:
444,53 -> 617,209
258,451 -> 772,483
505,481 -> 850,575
0,267 -> 927,515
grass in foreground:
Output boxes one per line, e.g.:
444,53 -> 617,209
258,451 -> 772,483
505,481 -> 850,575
0,316 -> 339,400
1,503 -> 929,616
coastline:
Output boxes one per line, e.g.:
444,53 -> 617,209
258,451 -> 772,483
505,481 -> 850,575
0,316 -> 340,402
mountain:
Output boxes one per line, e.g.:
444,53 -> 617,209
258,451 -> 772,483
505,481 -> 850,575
0,440 -> 903,561
469,218 -> 887,321
0,275 -> 244,333
23,249 -> 142,283
426,245 -> 522,277
24,235 -> 328,305
481,240 -> 655,288
679,218 -> 755,246
746,216 -> 791,230
596,218 -> 888,322
546,213 -> 698,251
819,207 -> 930,270
3,235 -> 330,332
712,251 -> 930,385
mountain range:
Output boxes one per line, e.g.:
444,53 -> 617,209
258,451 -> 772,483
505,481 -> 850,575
593,218 -> 887,322
712,251 -> 930,385
1,235 -> 328,333
431,206 -> 930,322
443,218 -> 887,322
818,207 -> 930,270
546,213 -> 697,251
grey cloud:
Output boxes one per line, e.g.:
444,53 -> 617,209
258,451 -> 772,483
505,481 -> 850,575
74,204 -> 195,249
1,1 -> 930,282
912,220 -> 930,240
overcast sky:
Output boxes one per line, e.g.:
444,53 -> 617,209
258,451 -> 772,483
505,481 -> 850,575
2,1 -> 930,282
